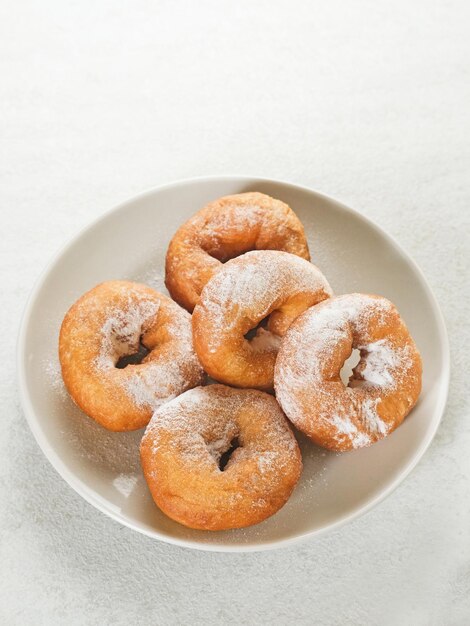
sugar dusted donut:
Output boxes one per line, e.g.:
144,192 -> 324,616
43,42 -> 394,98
59,280 -> 204,431
165,192 -> 310,311
192,250 -> 332,390
274,294 -> 422,451
140,385 -> 302,530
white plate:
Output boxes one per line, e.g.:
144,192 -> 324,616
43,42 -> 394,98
17,176 -> 449,552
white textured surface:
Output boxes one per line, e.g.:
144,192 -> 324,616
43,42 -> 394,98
1,0 -> 469,624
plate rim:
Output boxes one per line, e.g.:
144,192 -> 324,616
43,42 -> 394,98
16,175 -> 450,552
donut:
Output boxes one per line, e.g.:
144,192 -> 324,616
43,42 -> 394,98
192,250 -> 332,390
274,294 -> 422,451
140,385 -> 302,530
165,192 -> 310,312
59,280 -> 204,431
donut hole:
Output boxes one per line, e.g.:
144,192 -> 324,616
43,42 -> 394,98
218,437 -> 240,471
244,316 -> 269,341
340,348 -> 361,386
244,317 -> 282,352
219,250 -> 255,264
203,243 -> 256,264
115,338 -> 150,369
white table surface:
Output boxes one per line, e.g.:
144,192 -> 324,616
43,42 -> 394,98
2,1 -> 469,624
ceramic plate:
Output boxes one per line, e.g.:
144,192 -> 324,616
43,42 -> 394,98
17,176 -> 449,551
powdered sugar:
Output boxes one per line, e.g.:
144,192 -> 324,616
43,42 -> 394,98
95,295 -> 160,371
44,357 -> 68,400
361,397 -> 388,436
179,192 -> 309,260
195,250 -> 332,354
357,340 -> 413,388
143,385 -> 300,478
206,430 -> 235,463
122,359 -> 193,409
329,414 -> 373,448
275,293 -> 421,450
351,431 -> 373,448
112,472 -> 139,497
63,281 -> 204,417
166,192 -> 311,311
199,202 -> 266,245
257,451 -> 278,473
141,384 -> 303,528
330,413 -> 359,437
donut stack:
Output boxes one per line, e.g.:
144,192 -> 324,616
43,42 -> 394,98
59,192 -> 422,531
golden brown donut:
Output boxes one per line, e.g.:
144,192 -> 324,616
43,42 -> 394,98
192,250 -> 332,390
140,385 -> 302,530
165,192 -> 310,311
59,280 -> 204,431
274,294 -> 422,451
